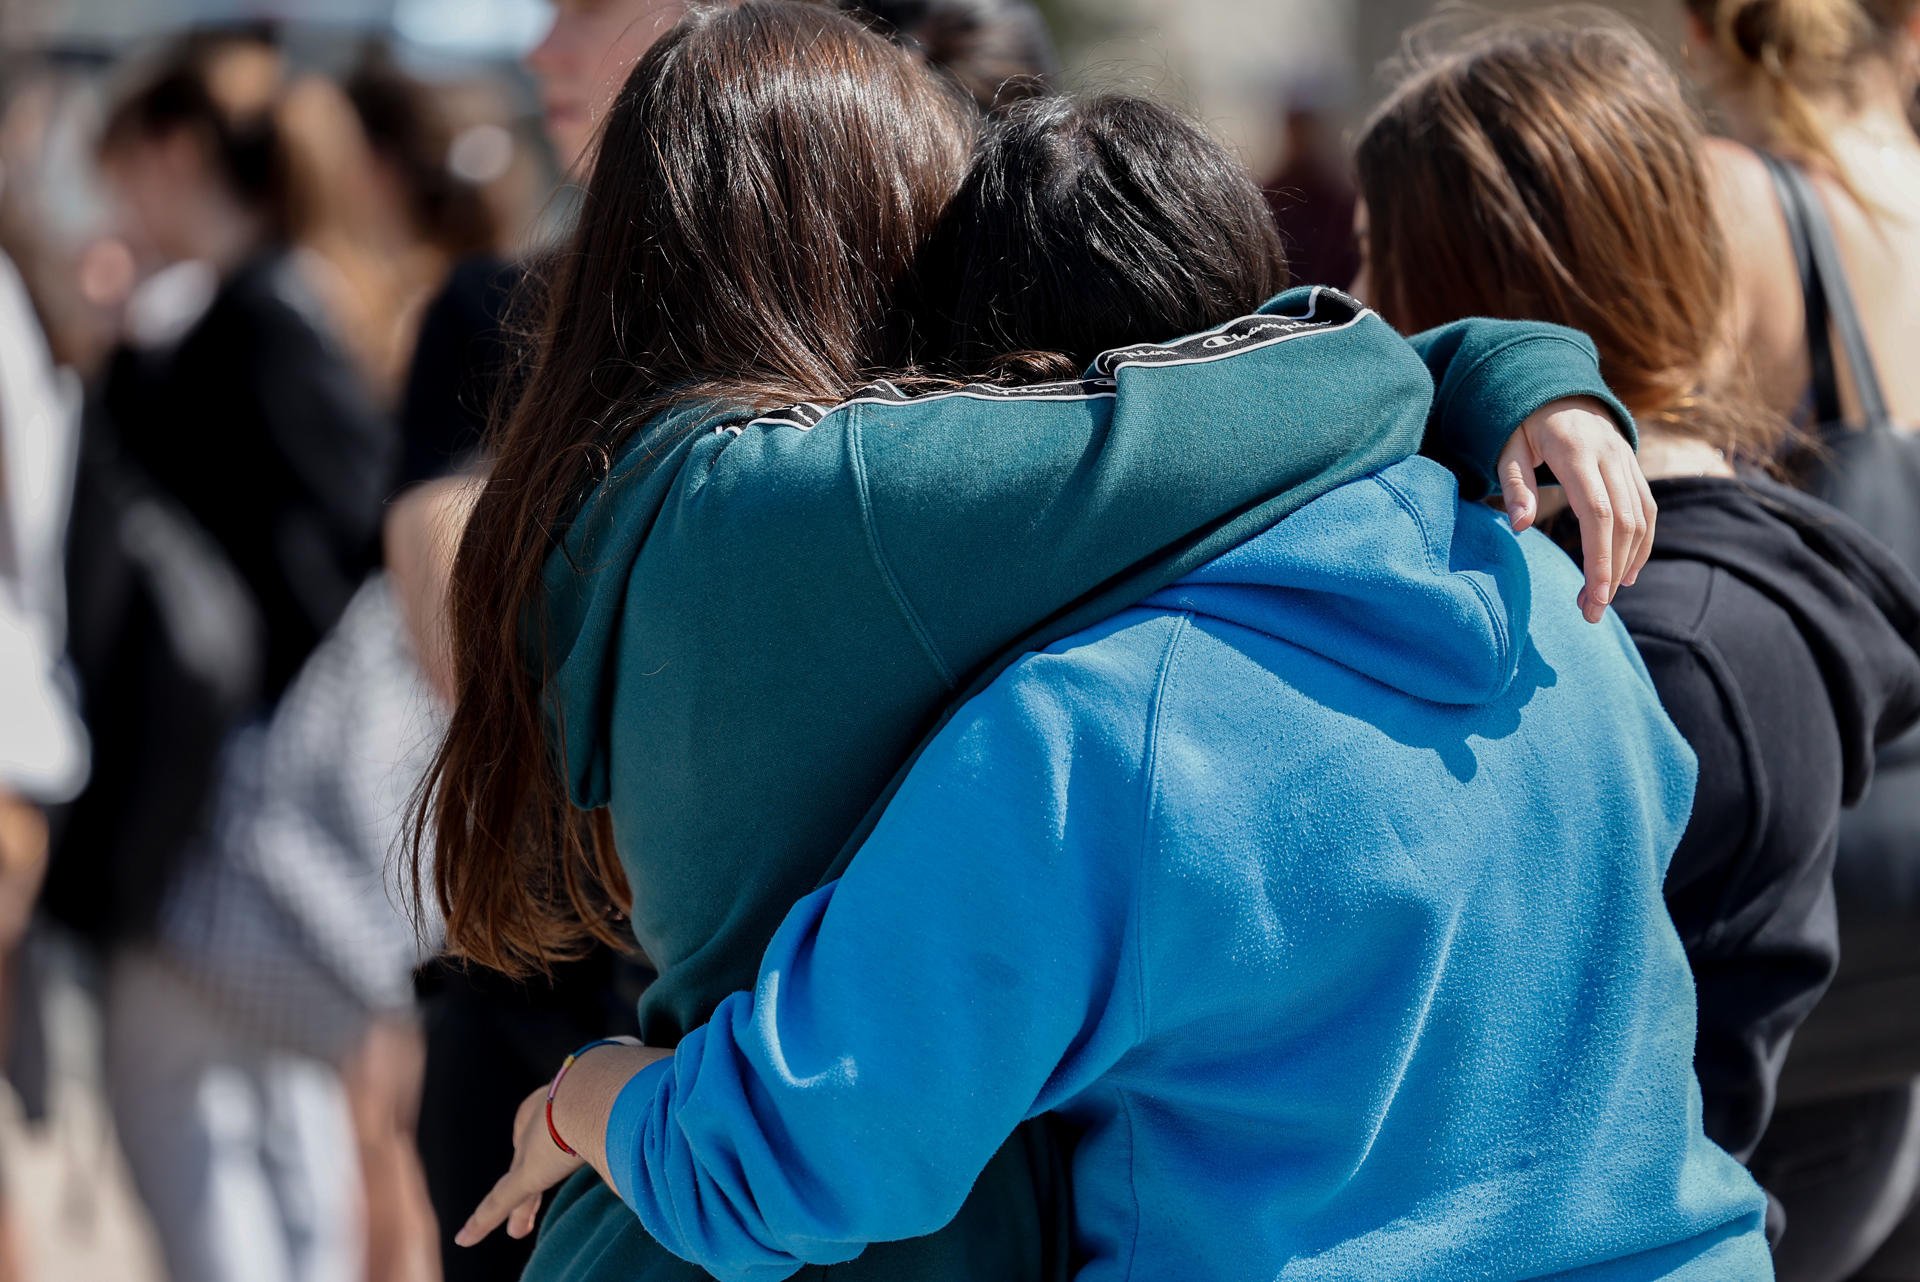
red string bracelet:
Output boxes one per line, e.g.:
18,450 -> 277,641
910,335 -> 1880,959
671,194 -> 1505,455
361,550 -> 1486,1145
546,1036 -> 643,1156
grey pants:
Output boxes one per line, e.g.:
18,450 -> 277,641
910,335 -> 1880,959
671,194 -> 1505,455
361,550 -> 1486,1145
102,950 -> 362,1282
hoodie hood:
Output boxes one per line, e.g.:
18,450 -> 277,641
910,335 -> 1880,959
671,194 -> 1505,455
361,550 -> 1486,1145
1147,456 -> 1532,706
1616,474 -> 1920,804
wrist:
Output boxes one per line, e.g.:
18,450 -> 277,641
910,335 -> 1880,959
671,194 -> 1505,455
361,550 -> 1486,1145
548,1040 -> 675,1185
546,1037 -> 642,1156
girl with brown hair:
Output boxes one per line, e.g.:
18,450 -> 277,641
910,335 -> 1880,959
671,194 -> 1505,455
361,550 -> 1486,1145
397,7 -> 1070,1281
1356,13 -> 1920,1268
1685,0 -> 1920,426
1685,0 -> 1920,1271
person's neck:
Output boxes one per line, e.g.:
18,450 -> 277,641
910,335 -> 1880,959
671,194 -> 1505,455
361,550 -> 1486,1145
1723,58 -> 1919,165
1636,426 -> 1735,481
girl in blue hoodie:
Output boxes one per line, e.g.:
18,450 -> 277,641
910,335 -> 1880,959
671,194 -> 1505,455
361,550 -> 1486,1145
443,36 -> 1771,1281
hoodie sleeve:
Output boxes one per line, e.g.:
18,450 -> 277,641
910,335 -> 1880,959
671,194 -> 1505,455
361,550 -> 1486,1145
600,645 -> 1158,1281
1408,320 -> 1637,500
855,288 -> 1437,678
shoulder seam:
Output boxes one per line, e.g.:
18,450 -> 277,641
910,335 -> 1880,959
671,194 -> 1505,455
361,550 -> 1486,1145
848,409 -> 957,690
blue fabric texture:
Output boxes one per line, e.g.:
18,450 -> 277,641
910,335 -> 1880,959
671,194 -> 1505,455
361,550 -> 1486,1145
602,456 -> 1771,1282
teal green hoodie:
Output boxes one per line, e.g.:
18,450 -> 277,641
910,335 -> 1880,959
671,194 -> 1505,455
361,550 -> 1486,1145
527,288 -> 1633,1282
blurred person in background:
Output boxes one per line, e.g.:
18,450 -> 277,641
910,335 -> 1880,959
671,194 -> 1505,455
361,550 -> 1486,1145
97,39 -> 537,1282
89,31 -> 391,702
349,53 -> 543,413
349,54 -> 540,489
524,0 -> 686,175
49,31 -> 396,1282
398,6 -> 684,1281
76,42 -> 541,1282
0,233 -> 86,1282
394,5 -> 1061,1280
1688,0 -> 1920,427
1684,0 -> 1920,1275
842,0 -> 1057,106
334,51 -> 538,1282
1260,96 -> 1359,289
1354,13 -> 1920,1262
273,71 -> 417,407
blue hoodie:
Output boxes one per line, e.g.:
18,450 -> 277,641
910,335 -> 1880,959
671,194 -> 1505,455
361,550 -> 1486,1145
601,457 -> 1772,1281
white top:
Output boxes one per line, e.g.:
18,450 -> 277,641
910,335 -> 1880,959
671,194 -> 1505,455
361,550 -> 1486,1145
0,249 -> 86,802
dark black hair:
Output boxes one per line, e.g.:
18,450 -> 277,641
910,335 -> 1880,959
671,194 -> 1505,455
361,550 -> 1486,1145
842,0 -> 1058,108
910,93 -> 1291,379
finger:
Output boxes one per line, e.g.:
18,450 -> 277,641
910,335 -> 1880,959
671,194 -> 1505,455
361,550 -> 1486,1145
456,1173 -> 525,1248
1597,454 -> 1643,606
1598,450 -> 1648,602
508,1193 -> 544,1240
1556,457 -> 1615,623
1623,464 -> 1657,587
1497,436 -> 1540,533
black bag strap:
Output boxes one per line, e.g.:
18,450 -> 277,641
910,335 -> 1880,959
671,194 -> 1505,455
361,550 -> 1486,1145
1758,150 -> 1893,432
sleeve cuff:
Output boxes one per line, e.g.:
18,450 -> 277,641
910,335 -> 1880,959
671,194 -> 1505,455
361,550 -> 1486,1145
1441,335 -> 1637,500
603,1054 -> 675,1206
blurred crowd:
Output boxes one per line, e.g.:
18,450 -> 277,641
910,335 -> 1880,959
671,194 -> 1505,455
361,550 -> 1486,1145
0,13 -> 565,1282
0,0 -> 1914,1281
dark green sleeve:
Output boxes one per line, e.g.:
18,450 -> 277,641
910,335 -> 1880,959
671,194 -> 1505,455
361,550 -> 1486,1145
1410,320 -> 1637,500
859,289 -> 1436,681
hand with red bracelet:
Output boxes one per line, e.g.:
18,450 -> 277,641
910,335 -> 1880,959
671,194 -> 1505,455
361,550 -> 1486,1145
456,1037 -> 672,1247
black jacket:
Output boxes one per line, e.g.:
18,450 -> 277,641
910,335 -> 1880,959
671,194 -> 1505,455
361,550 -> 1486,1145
1562,474 -> 1920,1165
395,255 -> 521,490
102,250 -> 393,700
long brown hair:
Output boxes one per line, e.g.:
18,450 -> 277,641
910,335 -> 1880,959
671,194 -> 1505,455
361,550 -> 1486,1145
415,0 -> 975,977
1684,0 -> 1918,180
1356,13 -> 1778,460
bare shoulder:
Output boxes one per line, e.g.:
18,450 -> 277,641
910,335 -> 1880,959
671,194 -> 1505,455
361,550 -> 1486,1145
1702,137 -> 1770,189
1702,139 -> 1790,257
1702,138 -> 1807,411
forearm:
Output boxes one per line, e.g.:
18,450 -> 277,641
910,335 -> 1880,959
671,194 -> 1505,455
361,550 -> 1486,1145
383,471 -> 482,703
